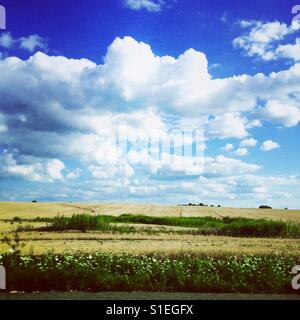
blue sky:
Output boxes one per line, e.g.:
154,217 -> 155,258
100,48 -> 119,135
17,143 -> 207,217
0,0 -> 299,208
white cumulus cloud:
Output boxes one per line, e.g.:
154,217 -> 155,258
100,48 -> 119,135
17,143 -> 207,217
259,100 -> 300,127
240,138 -> 257,147
260,140 -> 280,151
233,148 -> 249,157
0,153 -> 66,182
124,0 -> 164,12
208,113 -> 248,139
221,143 -> 234,152
0,33 -> 47,52
233,20 -> 300,61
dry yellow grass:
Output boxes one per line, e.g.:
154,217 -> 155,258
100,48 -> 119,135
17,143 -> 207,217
0,231 -> 299,255
0,221 -> 47,232
0,202 -> 299,221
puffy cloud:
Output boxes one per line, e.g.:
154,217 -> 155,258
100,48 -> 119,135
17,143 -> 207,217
79,36 -> 300,118
0,35 -> 300,134
123,147 -> 259,180
240,138 -> 257,147
47,159 -> 65,180
258,100 -> 300,127
90,163 -> 134,179
124,0 -> 164,12
208,113 -> 248,139
221,143 -> 234,152
0,153 -> 65,182
0,33 -> 13,48
0,33 -> 47,52
19,34 -> 47,52
0,38 -> 296,153
233,20 -> 300,61
128,151 -> 205,177
204,155 -> 261,178
260,140 -> 280,151
275,38 -> 300,62
233,148 -> 249,157
246,119 -> 262,128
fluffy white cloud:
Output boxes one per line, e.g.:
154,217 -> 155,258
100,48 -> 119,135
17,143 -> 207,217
208,113 -> 248,139
0,35 -> 299,133
204,155 -> 260,177
221,143 -> 234,152
233,148 -> 249,157
0,153 -> 65,182
0,33 -> 13,48
90,163 -> 134,179
47,159 -> 65,180
0,33 -> 47,52
124,148 -> 260,179
124,0 -> 164,12
240,138 -> 257,147
128,151 -> 205,177
260,140 -> 280,152
276,38 -> 300,62
233,20 -> 300,61
0,37 -> 296,157
246,119 -> 262,128
259,100 -> 300,127
19,35 -> 47,52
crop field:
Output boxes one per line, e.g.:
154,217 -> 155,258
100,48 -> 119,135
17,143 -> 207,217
1,202 -> 300,221
0,202 -> 300,294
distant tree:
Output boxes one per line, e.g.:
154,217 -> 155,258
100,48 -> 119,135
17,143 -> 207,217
218,205 -> 221,208
32,200 -> 37,203
259,205 -> 272,209
198,203 -> 205,206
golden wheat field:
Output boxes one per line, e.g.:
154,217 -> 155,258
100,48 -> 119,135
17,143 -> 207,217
0,202 -> 300,256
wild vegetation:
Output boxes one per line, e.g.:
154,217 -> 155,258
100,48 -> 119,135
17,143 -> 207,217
1,251 -> 298,293
14,214 -> 300,238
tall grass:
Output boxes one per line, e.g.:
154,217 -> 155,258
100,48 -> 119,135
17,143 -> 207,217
15,214 -> 300,238
47,214 -> 109,232
36,214 -> 138,233
114,214 -> 300,237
